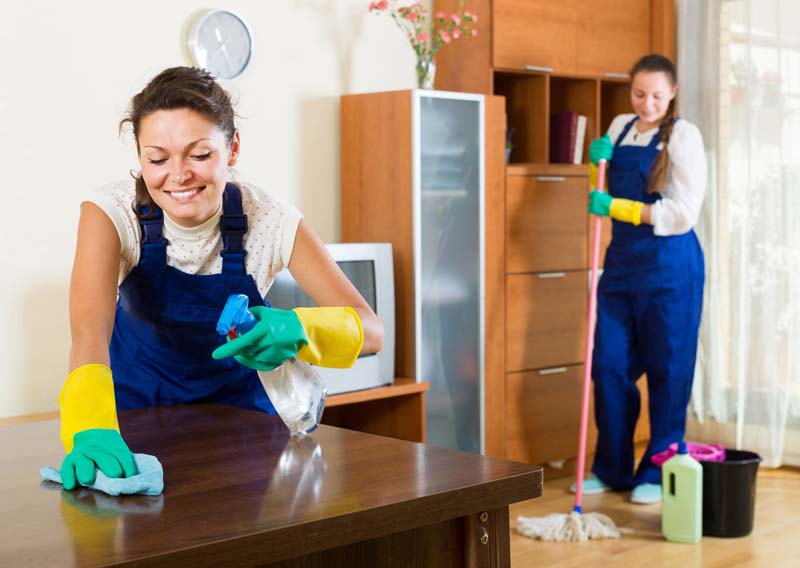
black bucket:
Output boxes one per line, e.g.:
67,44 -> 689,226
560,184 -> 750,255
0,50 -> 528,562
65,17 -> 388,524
701,449 -> 762,537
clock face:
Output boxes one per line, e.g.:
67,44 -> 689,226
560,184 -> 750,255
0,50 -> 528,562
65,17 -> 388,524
189,10 -> 253,80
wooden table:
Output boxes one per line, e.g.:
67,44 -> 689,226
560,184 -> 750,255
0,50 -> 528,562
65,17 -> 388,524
1,404 -> 541,567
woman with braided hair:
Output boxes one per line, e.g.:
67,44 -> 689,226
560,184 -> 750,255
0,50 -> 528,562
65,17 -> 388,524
576,54 -> 707,504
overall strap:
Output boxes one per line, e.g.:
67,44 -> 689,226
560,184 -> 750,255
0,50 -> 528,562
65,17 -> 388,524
220,183 -> 248,275
615,117 -> 639,150
137,205 -> 168,267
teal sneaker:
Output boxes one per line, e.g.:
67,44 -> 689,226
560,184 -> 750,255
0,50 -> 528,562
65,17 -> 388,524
631,483 -> 662,504
569,476 -> 609,495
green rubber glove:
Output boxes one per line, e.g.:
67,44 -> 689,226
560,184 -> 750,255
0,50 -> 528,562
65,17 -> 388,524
589,134 -> 614,165
60,428 -> 137,491
212,306 -> 308,372
588,190 -> 612,216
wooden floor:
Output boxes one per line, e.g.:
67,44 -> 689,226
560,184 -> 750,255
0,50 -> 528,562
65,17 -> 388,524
510,467 -> 800,567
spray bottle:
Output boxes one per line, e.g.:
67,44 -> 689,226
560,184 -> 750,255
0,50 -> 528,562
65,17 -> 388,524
662,440 -> 703,543
216,294 -> 327,437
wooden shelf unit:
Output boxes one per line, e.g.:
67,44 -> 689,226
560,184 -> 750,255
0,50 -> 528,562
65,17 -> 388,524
434,0 -> 675,475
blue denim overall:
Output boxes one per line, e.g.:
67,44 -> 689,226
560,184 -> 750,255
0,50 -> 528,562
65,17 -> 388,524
109,183 -> 275,414
591,118 -> 704,489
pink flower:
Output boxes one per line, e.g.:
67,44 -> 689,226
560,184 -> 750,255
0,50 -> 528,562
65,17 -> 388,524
439,30 -> 451,44
470,29 -> 478,37
452,29 -> 461,39
404,10 -> 418,21
417,31 -> 429,42
450,14 -> 461,25
435,11 -> 447,19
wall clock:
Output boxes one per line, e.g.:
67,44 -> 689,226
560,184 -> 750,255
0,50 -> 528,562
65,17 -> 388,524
187,10 -> 253,80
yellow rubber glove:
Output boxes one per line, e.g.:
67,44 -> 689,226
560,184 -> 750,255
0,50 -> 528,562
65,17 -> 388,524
294,307 -> 365,368
609,198 -> 645,226
59,364 -> 121,452
589,163 -> 599,189
588,191 -> 645,226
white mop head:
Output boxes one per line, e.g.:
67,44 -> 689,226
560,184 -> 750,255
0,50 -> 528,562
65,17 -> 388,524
516,511 -> 631,542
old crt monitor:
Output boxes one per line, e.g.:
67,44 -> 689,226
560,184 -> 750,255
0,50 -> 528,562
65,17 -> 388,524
265,243 -> 395,395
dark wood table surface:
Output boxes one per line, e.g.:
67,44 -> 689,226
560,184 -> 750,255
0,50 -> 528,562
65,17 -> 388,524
1,404 -> 542,567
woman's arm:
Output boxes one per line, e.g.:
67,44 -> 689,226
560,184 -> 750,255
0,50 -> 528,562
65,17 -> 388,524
288,219 -> 384,355
68,202 -> 122,371
649,122 -> 707,235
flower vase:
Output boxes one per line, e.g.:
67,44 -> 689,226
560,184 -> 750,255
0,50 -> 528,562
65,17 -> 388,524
416,57 -> 436,90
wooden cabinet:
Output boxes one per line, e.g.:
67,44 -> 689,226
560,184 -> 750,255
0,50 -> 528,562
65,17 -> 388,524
341,90 -> 507,456
576,1 -> 652,77
434,0 -> 676,96
491,0 -> 653,77
493,0 -> 578,73
431,0 -> 673,475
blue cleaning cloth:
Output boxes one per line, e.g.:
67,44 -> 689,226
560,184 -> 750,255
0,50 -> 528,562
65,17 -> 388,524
40,453 -> 164,496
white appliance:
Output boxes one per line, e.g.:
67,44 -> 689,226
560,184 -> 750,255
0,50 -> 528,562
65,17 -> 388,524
265,243 -> 395,396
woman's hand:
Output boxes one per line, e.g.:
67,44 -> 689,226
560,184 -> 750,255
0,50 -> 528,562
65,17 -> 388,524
589,134 -> 614,165
212,305 -> 365,371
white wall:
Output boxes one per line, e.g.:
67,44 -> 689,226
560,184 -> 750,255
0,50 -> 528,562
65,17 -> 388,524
0,0 -> 425,418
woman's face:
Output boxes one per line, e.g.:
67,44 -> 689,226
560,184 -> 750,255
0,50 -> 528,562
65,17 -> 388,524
138,108 -> 239,227
630,71 -> 677,128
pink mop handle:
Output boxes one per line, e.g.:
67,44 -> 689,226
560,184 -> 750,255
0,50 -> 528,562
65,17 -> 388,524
574,159 -> 607,512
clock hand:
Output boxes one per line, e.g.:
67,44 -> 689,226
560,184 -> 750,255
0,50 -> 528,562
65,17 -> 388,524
219,43 -> 234,74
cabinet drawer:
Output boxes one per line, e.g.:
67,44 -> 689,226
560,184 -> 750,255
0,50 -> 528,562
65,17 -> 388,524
507,173 -> 588,273
505,369 -> 650,464
506,271 -> 586,371
505,365 -> 597,465
493,0 -> 577,73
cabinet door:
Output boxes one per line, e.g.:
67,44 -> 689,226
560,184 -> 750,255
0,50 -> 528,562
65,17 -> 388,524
493,0 -> 577,73
506,271 -> 586,372
417,94 -> 484,454
505,365 -> 597,465
507,173 -> 588,273
576,0 -> 651,77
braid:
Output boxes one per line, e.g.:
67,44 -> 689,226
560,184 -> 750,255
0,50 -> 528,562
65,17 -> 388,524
648,97 -> 676,193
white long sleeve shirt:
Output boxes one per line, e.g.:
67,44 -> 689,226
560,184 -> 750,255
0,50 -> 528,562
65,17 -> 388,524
607,113 -> 706,236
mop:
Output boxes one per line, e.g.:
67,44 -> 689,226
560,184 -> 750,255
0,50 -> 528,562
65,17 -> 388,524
516,159 -> 630,542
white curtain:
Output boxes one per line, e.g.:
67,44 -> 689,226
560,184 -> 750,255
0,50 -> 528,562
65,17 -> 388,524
678,0 -> 800,467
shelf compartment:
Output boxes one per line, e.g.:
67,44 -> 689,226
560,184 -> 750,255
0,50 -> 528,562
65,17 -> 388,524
494,71 -> 548,164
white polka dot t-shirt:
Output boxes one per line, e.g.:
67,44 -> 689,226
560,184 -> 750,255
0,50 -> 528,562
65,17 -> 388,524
86,179 -> 302,298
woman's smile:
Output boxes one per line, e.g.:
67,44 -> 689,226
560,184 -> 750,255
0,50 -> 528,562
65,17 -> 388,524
165,185 -> 206,202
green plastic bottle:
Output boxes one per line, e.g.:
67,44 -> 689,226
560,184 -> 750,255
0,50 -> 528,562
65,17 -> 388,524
662,441 -> 703,544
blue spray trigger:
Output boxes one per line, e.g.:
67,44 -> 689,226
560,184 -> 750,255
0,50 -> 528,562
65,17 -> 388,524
216,294 -> 258,336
